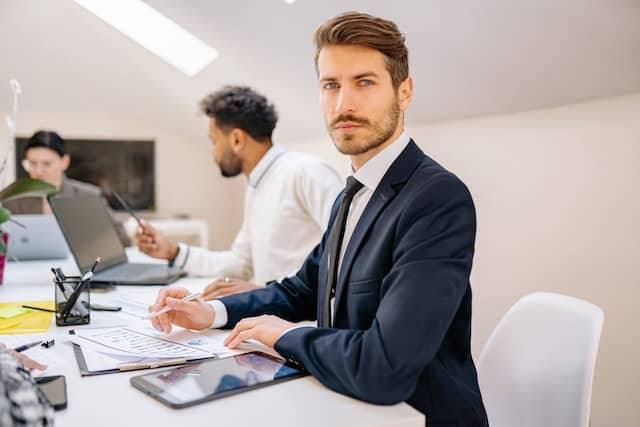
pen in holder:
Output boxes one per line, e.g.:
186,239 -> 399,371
53,268 -> 91,326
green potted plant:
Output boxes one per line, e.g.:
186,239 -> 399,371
0,177 -> 58,283
0,79 -> 59,283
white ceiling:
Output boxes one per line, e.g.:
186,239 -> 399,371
1,0 -> 639,144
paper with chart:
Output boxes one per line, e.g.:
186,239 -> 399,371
74,327 -> 217,359
70,327 -> 236,372
71,325 -> 279,374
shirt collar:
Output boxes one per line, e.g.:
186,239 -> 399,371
348,131 -> 410,192
248,144 -> 287,188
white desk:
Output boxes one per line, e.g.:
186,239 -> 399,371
0,254 -> 423,427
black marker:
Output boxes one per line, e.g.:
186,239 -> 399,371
22,305 -> 56,313
51,268 -> 69,299
14,340 -> 43,353
112,191 -> 142,227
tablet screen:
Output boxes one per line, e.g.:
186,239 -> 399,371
130,351 -> 306,408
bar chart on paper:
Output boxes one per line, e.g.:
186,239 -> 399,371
74,327 -> 213,358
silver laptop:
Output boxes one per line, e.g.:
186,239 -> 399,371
5,214 -> 70,261
49,195 -> 186,286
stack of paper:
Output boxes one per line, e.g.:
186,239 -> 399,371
69,325 -> 254,374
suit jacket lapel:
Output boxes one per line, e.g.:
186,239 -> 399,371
333,141 -> 424,320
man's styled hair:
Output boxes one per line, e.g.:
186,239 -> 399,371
199,86 -> 278,142
314,11 -> 409,89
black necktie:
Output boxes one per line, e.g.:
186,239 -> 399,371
322,176 -> 364,328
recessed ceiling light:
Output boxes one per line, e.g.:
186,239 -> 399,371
74,0 -> 218,77
283,0 -> 297,4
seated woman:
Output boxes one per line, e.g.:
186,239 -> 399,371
4,130 -> 130,246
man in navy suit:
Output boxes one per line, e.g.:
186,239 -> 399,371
150,11 -> 488,426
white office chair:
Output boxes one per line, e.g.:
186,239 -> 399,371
477,292 -> 604,427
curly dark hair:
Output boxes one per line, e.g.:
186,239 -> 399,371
199,86 -> 278,142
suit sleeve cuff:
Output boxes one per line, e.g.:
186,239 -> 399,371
172,242 -> 190,268
209,300 -> 228,328
277,324 -> 312,341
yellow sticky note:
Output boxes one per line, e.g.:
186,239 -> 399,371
0,301 -> 54,334
0,307 -> 30,319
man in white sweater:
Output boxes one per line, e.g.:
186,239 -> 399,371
137,86 -> 341,298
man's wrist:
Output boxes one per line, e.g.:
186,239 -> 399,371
170,243 -> 180,260
207,303 -> 215,329
170,243 -> 190,269
167,243 -> 180,266
209,300 -> 228,328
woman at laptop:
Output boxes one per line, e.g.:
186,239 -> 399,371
3,130 -> 130,246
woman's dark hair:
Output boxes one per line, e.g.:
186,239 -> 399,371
199,86 -> 278,142
24,130 -> 66,157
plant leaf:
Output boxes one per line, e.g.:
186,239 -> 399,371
0,177 -> 58,203
0,207 -> 10,224
0,214 -> 7,253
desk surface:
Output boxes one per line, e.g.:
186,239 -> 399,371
0,253 -> 423,427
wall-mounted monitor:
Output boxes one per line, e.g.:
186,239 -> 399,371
15,137 -> 155,211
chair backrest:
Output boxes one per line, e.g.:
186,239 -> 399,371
477,292 -> 604,427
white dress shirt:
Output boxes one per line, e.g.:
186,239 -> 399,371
174,145 -> 342,286
211,132 -> 411,329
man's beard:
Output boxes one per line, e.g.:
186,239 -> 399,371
328,97 -> 401,156
217,151 -> 242,177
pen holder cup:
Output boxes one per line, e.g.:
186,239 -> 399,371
55,276 -> 90,326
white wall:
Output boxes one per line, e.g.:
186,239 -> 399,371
294,93 -> 640,427
7,112 -> 245,250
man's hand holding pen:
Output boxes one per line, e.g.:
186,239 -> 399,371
114,190 -> 179,262
148,287 -> 214,334
148,286 -> 295,350
136,221 -> 179,261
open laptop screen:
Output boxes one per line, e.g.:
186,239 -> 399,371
5,215 -> 70,260
49,195 -> 127,273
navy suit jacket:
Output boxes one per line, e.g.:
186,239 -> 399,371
220,141 -> 488,426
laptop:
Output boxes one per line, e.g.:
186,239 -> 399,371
5,214 -> 70,261
48,195 -> 186,286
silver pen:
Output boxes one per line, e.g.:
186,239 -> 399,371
118,357 -> 188,371
141,292 -> 203,319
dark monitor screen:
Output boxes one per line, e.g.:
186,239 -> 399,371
49,195 -> 126,273
16,137 -> 155,211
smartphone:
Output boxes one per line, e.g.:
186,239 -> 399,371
35,375 -> 67,410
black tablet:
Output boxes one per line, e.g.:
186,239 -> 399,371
130,351 -> 307,409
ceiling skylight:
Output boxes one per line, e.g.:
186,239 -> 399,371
74,0 -> 218,76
